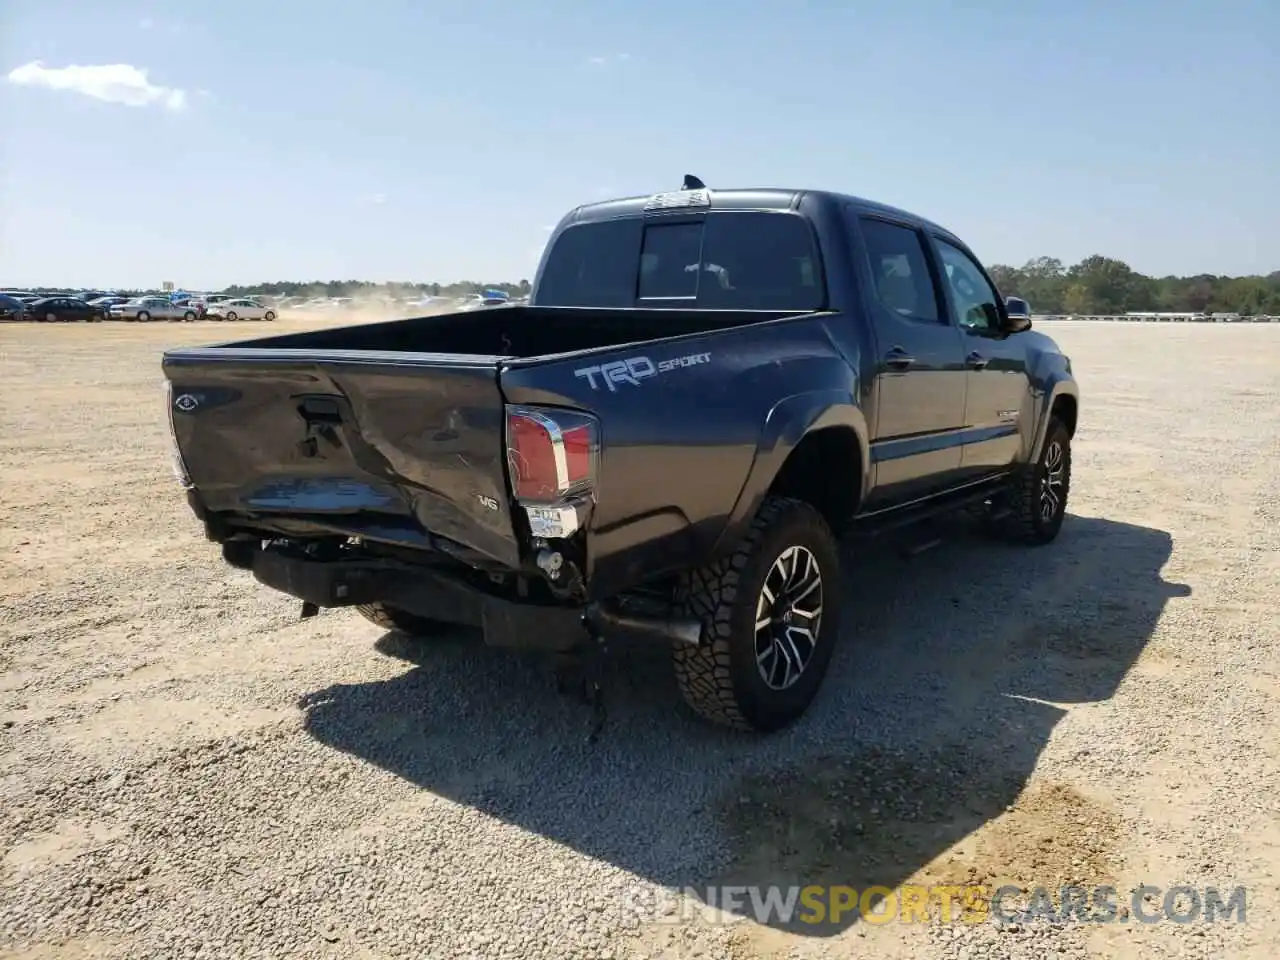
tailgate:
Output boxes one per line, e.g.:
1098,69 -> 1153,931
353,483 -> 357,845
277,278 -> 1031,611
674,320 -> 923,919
163,347 -> 521,567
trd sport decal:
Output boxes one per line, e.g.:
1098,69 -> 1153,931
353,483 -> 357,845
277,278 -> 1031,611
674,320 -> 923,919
574,352 -> 712,392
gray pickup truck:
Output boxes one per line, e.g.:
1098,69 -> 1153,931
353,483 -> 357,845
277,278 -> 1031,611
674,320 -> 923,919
163,177 -> 1079,733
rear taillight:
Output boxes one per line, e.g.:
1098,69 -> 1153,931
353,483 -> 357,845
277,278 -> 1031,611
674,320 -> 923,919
505,405 -> 599,539
505,405 -> 599,504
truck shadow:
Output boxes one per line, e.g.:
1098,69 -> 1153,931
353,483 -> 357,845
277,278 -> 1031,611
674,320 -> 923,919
297,514 -> 1188,937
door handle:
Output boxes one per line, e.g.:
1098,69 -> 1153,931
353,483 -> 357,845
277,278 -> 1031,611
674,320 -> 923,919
966,351 -> 990,370
884,347 -> 915,370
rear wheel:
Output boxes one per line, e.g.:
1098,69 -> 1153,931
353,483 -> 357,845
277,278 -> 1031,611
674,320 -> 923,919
137,311 -> 151,322
356,602 -> 454,637
183,310 -> 196,322
44,312 -> 57,323
225,311 -> 238,321
264,310 -> 276,321
673,496 -> 841,732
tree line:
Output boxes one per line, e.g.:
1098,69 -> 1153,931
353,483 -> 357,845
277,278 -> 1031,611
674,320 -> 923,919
987,256 -> 1280,316
91,256 -> 1279,315
221,257 -> 1279,315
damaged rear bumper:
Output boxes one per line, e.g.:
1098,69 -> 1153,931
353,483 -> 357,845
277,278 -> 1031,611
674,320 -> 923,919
250,548 -> 587,652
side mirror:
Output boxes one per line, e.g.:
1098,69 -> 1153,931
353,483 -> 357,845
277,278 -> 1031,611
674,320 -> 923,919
1003,296 -> 1032,333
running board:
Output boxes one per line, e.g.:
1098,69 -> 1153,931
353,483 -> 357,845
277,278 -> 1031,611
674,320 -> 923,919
844,479 -> 1007,540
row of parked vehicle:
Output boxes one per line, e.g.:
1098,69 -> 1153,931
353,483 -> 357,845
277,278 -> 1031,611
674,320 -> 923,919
0,289 -> 533,324
0,290 -> 277,323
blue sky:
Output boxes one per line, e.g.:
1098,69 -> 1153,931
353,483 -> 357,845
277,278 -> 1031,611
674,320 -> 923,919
2,0 -> 1276,290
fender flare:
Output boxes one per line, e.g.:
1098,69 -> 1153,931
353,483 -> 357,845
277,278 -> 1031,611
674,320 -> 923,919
711,390 -> 870,555
1029,376 -> 1080,463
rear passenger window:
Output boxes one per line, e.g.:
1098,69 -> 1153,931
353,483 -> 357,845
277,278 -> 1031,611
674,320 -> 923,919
857,218 -> 941,322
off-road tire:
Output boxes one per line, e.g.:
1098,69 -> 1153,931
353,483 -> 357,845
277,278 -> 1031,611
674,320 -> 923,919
672,496 -> 841,732
996,416 -> 1072,545
355,602 -> 452,637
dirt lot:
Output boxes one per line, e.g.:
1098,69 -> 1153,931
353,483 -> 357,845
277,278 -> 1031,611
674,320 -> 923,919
1,321 -> 1278,960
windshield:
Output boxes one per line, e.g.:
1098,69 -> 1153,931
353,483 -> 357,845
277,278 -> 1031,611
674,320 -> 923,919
534,210 -> 826,311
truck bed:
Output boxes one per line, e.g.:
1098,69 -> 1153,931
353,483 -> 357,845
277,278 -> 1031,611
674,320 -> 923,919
163,303 -> 823,589
211,304 -> 806,359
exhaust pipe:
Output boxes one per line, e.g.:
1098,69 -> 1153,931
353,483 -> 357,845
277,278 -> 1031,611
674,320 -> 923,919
583,601 -> 703,647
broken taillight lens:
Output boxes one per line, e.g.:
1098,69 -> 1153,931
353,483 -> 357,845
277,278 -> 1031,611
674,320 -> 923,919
505,405 -> 599,504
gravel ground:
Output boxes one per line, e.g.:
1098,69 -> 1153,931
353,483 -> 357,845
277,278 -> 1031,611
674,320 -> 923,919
1,321 -> 1277,960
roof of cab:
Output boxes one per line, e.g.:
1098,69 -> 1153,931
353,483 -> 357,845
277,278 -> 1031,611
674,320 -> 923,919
563,187 -> 960,245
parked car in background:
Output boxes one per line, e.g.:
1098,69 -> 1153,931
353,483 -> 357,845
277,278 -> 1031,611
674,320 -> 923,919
88,296 -> 131,311
27,296 -> 107,322
206,298 -> 276,321
0,294 -> 27,321
110,297 -> 198,322
454,293 -> 510,312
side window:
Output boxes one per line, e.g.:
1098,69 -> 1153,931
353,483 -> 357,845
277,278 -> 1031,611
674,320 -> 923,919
934,239 -> 1000,332
857,218 -> 941,322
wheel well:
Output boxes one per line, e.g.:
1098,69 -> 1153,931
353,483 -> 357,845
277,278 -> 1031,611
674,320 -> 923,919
1051,395 -> 1078,436
767,427 -> 862,530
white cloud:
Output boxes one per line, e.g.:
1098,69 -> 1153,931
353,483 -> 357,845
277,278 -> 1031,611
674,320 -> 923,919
6,60 -> 188,110
586,53 -> 630,66
139,17 -> 154,29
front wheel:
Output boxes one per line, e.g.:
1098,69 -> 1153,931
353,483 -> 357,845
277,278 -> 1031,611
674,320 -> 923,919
263,311 -> 276,321
673,496 -> 841,732
994,417 -> 1072,545
224,311 -> 238,321
137,311 -> 151,322
44,312 -> 57,323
